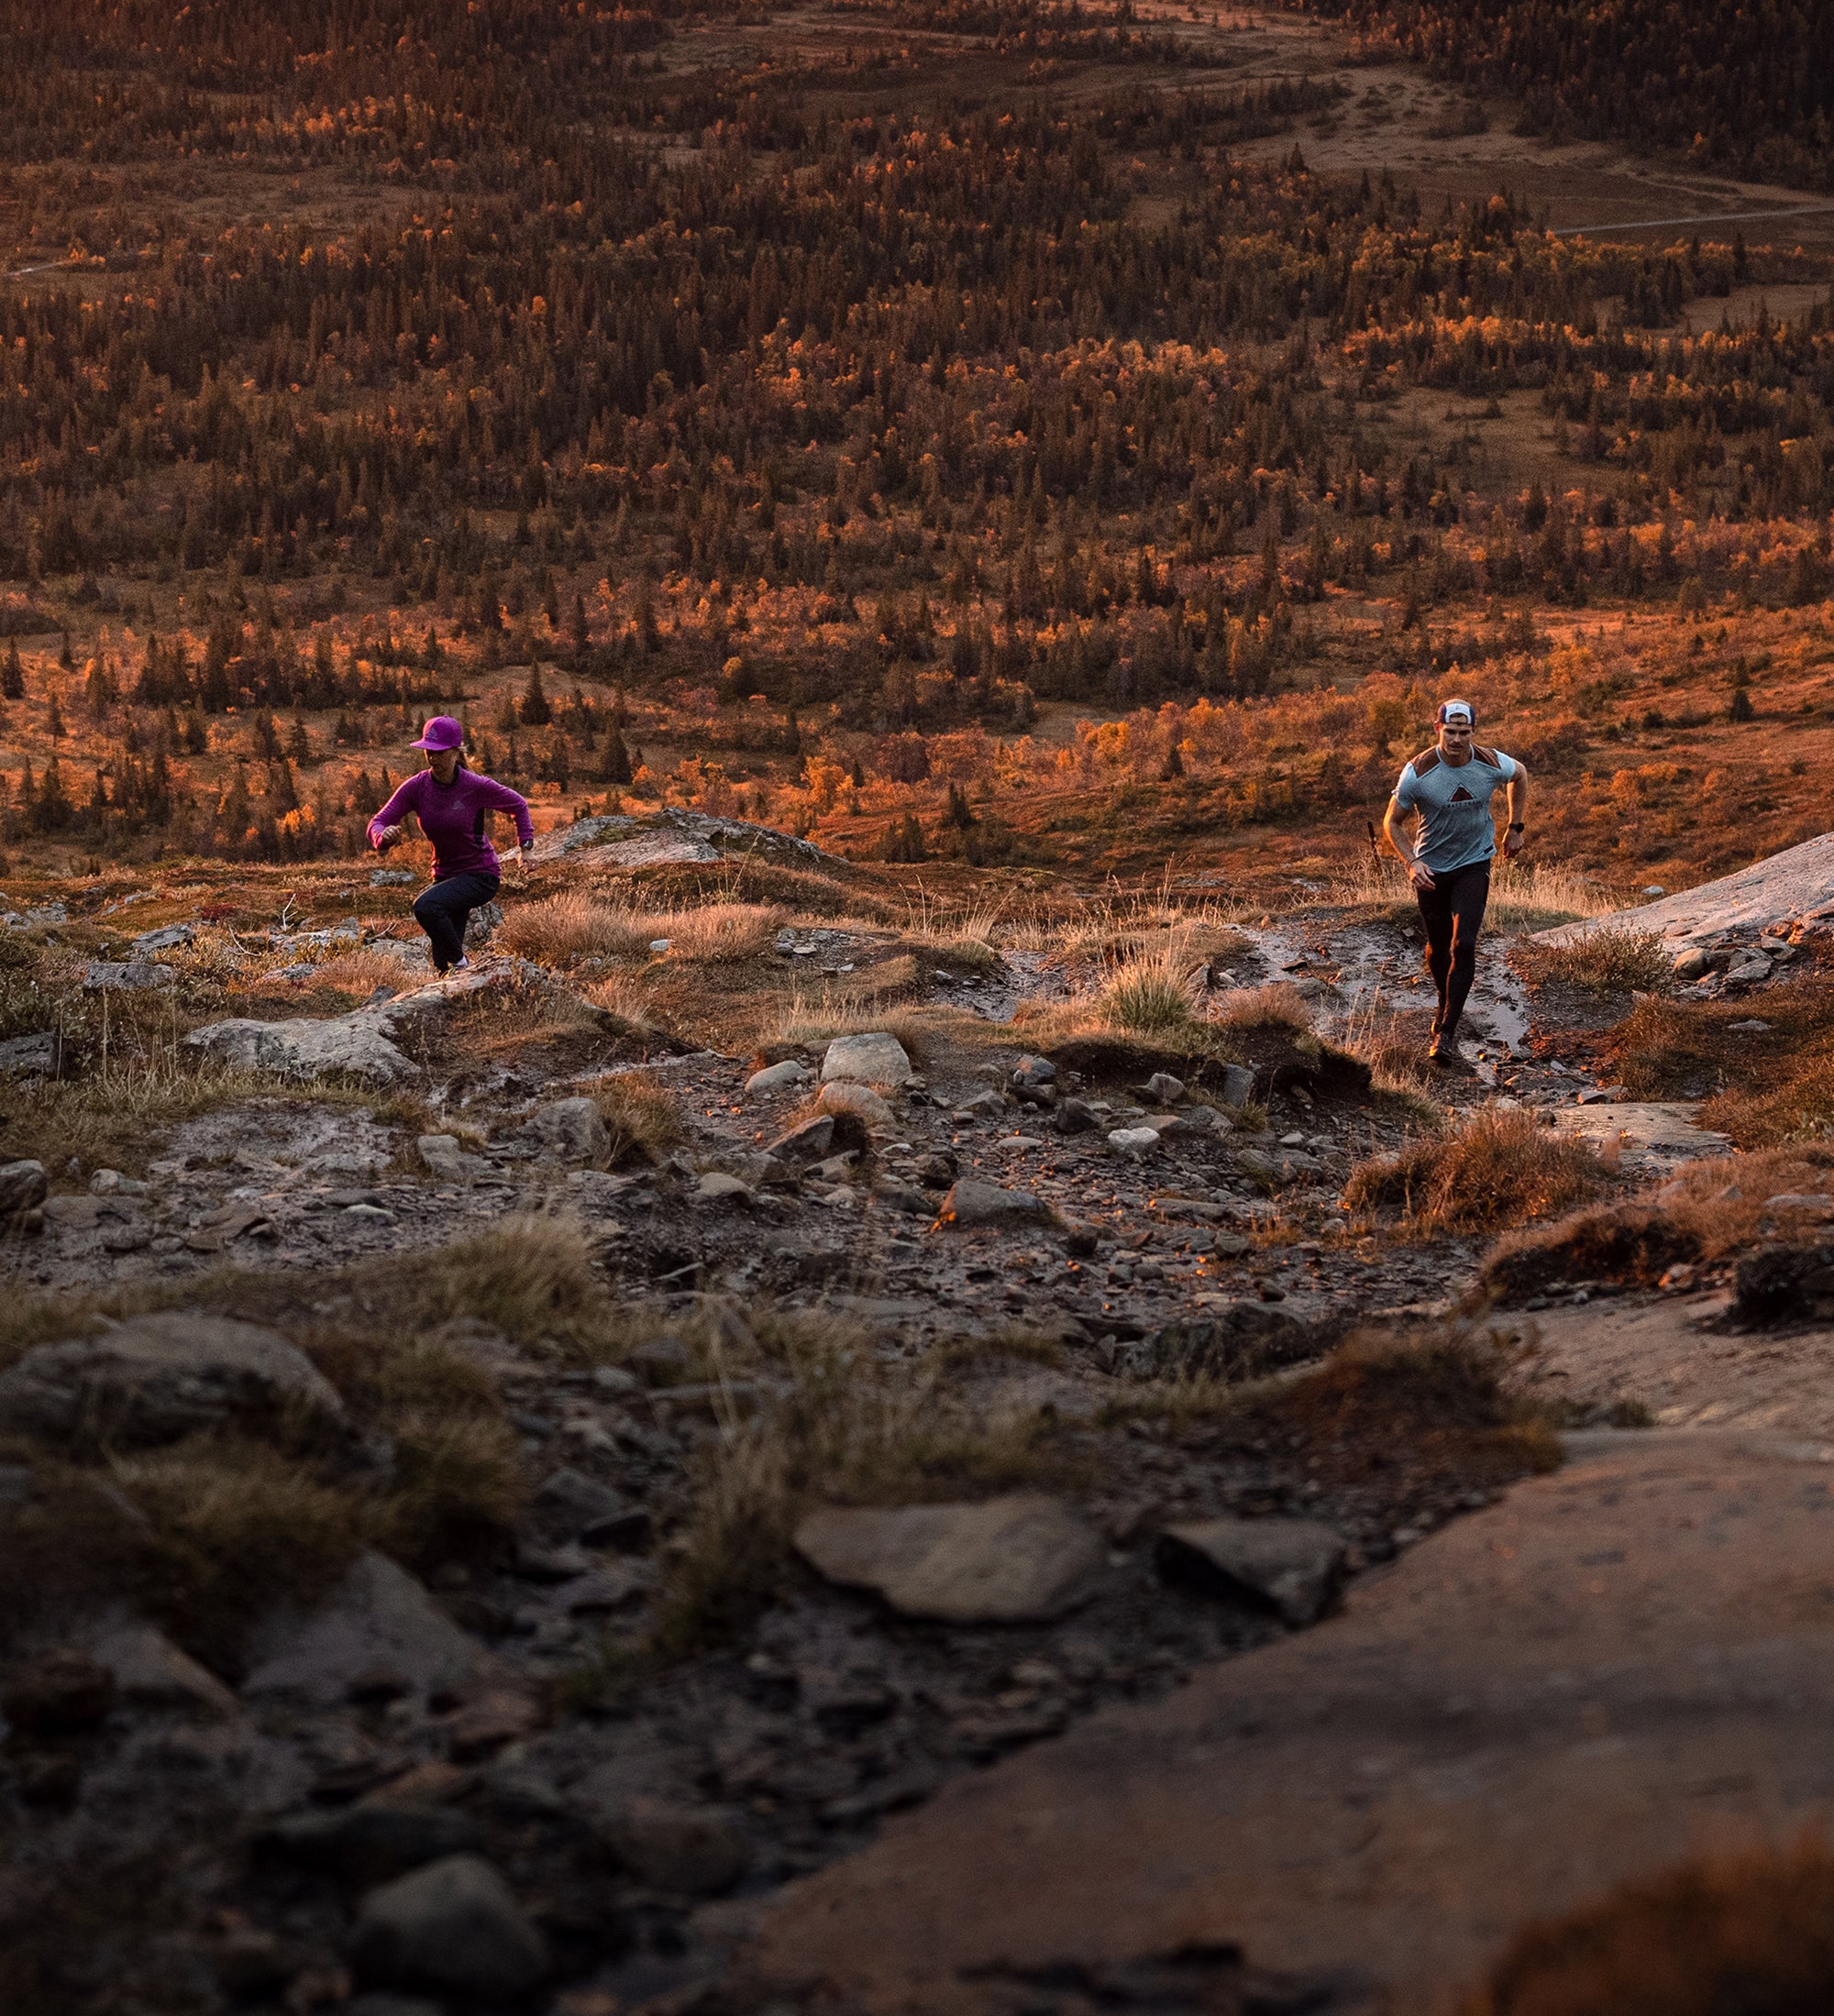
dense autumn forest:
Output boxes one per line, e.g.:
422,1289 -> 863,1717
1301,0 -> 1834,190
0,0 -> 1830,876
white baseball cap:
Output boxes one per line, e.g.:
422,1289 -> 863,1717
1436,699 -> 1475,727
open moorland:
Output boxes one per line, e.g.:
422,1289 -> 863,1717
7,3 -> 1834,2013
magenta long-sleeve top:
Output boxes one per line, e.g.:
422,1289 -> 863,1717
367,766 -> 535,880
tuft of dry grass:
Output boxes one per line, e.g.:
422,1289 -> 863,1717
373,1409 -> 527,1565
656,901 -> 785,964
1512,928 -> 1673,997
1462,1839 -> 1834,2016
0,1436 -> 363,1671
293,948 -> 428,995
0,1056 -> 430,1184
500,893 -> 783,968
1345,1108 -> 1606,1235
1213,979 -> 1313,1033
1337,994 -> 1433,1091
498,890 -> 645,964
1484,1145 -> 1834,1297
1099,948 -> 1201,1034
593,1075 -> 685,1163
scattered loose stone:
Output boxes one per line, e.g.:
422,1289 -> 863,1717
86,1621 -> 240,1720
746,1058 -> 812,1097
1052,1097 -> 1100,1135
242,1551 -> 497,1709
530,1096 -> 610,1164
936,1179 -> 1054,1228
83,959 -> 175,991
416,1134 -> 487,1185
1141,1073 -> 1186,1106
0,1158 -> 47,1216
1218,1062 -> 1256,1108
794,1495 -> 1108,1624
261,1802 -> 484,1887
349,1854 -> 548,2000
1107,1127 -> 1161,1156
1155,1515 -> 1348,1625
818,1080 -> 894,1129
131,922 -> 194,956
765,1112 -> 869,1168
695,1172 -> 755,1205
593,1797 -> 752,1897
822,1031 -> 912,1086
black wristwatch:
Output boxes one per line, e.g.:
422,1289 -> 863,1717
1508,821 -> 1525,832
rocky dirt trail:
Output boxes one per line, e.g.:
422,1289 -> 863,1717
7,820 -> 1834,2013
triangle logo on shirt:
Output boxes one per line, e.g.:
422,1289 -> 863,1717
1450,786 -> 1475,802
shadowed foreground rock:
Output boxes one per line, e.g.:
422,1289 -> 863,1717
742,1430 -> 1834,2016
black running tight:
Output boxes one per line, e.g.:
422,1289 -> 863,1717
1416,860 -> 1490,1042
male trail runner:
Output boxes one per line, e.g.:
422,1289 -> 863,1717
1382,699 -> 1530,1064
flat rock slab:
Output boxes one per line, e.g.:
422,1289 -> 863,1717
1527,1290 -> 1834,1438
747,1432 -> 1834,2015
1547,1099 -> 1729,1162
794,1495 -> 1107,1625
1539,830 -> 1834,949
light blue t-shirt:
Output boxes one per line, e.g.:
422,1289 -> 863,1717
1392,747 -> 1519,874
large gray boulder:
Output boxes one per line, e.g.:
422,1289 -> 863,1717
349,1855 -> 547,1999
794,1495 -> 1107,1624
529,805 -> 843,868
0,1313 -> 345,1449
823,1031 -> 912,1086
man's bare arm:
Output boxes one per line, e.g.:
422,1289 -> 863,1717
1503,764 -> 1531,856
1383,796 -> 1433,888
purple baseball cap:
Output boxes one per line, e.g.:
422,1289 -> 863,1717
411,715 -> 466,752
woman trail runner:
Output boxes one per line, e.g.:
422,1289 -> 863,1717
369,716 -> 534,973
1382,699 -> 1530,1064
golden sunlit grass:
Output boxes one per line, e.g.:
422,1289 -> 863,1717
1345,1107 -> 1606,1236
